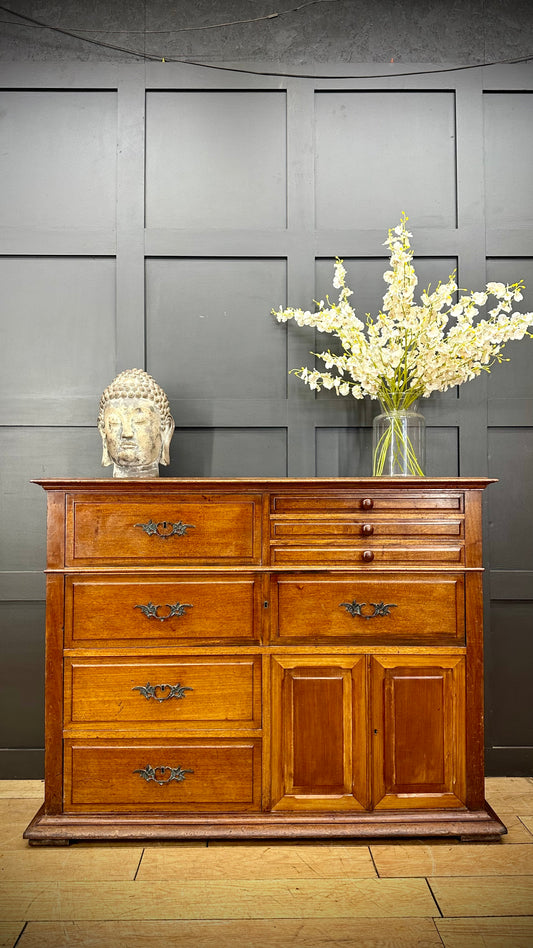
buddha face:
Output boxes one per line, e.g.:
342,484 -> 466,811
102,398 -> 164,470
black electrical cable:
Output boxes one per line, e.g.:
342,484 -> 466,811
0,3 -> 531,78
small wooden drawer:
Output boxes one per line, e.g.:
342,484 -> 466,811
66,493 -> 262,566
64,655 -> 262,731
63,739 -> 262,811
271,572 -> 465,644
65,574 -> 262,646
271,491 -> 463,515
270,543 -> 464,567
271,518 -> 463,542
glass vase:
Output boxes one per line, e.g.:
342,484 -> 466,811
372,402 -> 425,476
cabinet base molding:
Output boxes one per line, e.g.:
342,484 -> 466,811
24,803 -> 506,845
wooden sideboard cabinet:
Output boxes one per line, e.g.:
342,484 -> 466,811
24,477 -> 506,844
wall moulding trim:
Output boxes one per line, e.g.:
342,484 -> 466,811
488,400 -> 533,426
489,570 -> 533,600
0,231 -> 116,255
1,61 -> 531,93
0,572 -> 46,601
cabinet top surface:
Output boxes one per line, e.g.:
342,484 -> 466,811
33,476 -> 496,491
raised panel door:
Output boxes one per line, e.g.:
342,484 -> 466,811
370,655 -> 466,809
270,655 -> 368,811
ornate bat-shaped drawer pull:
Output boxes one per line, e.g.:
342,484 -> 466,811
134,764 -> 194,786
134,601 -> 193,621
340,599 -> 397,620
132,682 -> 193,702
134,519 -> 195,539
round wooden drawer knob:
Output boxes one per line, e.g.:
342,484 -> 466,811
362,550 -> 374,562
361,523 -> 374,536
361,498 -> 374,510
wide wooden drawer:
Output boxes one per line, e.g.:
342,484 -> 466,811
271,573 -> 465,644
63,739 -> 261,811
65,493 -> 262,566
64,656 -> 262,731
271,491 -> 463,515
65,574 -> 262,646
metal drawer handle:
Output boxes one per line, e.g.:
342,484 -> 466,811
134,519 -> 195,539
134,601 -> 193,621
132,682 -> 193,702
134,764 -> 194,786
340,599 -> 397,620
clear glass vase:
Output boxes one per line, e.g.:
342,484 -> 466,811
372,402 -> 425,476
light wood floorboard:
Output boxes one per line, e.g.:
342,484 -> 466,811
428,876 -> 533,916
14,918 -> 444,948
370,841 -> 533,876
137,841 -> 377,880
436,916 -> 533,948
0,923 -> 24,948
0,847 -> 144,883
0,782 -> 44,800
0,877 -> 437,921
1,779 -> 532,948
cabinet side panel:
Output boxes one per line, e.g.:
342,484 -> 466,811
44,572 -> 64,814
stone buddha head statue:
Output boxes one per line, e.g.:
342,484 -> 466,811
98,369 -> 175,478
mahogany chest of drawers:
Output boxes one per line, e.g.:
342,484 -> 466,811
24,477 -> 505,843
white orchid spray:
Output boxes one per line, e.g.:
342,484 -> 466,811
273,213 -> 532,410
272,214 -> 533,474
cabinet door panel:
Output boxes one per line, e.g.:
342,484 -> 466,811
371,655 -> 466,809
270,656 -> 368,811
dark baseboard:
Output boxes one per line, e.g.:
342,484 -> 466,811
0,749 -> 44,779
485,746 -> 533,776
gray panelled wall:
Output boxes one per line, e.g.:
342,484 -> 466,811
0,0 -> 532,777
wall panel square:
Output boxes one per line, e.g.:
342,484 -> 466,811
425,427 -> 459,476
316,426 -> 372,476
488,601 -> 533,747
316,425 -> 458,477
167,427 -> 287,477
0,91 -> 117,231
486,258 -> 533,396
146,257 -> 287,399
145,91 -> 287,229
0,602 -> 45,748
314,257 -> 458,406
0,257 -> 117,408
315,92 -> 456,229
0,427 -> 104,571
488,427 -> 533,571
316,256 -> 458,319
484,92 -> 533,227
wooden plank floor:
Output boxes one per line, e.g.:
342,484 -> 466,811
1,778 -> 532,948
